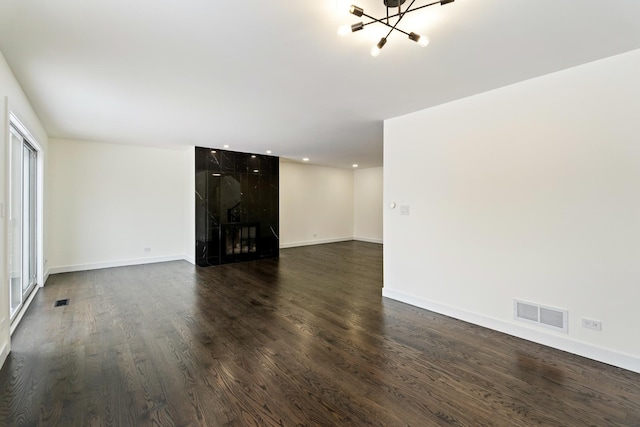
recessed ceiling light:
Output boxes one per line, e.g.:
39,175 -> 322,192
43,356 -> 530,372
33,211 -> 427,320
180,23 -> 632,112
212,173 -> 221,177
251,155 -> 256,158
210,149 -> 216,153
352,164 -> 359,168
223,144 -> 229,148
303,158 -> 309,162
266,150 -> 272,154
253,169 -> 259,173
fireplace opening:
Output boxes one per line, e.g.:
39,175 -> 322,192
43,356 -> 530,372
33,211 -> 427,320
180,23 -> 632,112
224,224 -> 258,256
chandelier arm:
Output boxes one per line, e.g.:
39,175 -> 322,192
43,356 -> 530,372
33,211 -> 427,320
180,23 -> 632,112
361,15 -> 411,36
368,0 -> 442,22
401,0 -> 443,14
384,0 -> 417,39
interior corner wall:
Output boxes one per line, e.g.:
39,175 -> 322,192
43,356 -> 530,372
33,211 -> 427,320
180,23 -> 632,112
0,50 -> 49,368
184,146 -> 196,264
48,138 -> 189,272
354,167 -> 383,244
383,49 -> 640,373
279,160 -> 354,248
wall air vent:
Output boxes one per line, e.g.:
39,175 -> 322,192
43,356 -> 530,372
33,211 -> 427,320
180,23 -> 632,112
514,300 -> 568,333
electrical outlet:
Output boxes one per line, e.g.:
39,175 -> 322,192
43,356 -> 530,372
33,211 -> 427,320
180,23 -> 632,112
400,205 -> 410,215
582,318 -> 602,331
144,247 -> 152,252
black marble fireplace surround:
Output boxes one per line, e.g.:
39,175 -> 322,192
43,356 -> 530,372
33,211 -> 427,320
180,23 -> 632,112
195,147 -> 279,266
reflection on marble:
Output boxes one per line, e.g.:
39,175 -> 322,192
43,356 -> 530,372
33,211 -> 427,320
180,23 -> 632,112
195,147 -> 279,266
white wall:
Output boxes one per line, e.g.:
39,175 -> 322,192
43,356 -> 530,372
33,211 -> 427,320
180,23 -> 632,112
48,139 -> 190,272
279,160 -> 354,248
1,50 -> 49,367
384,49 -> 640,373
354,167 -> 383,243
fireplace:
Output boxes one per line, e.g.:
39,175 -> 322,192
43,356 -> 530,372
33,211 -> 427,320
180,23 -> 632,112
195,148 -> 278,266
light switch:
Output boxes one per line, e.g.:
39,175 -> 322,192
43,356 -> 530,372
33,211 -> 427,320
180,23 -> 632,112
400,205 -> 410,215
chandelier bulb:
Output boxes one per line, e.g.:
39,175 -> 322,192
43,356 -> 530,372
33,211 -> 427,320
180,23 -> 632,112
371,37 -> 387,57
409,32 -> 430,47
337,25 -> 351,36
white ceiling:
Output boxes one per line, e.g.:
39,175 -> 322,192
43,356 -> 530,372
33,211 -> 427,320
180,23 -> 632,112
1,0 -> 639,168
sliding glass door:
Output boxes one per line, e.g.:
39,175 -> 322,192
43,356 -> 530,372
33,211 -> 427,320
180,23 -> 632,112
9,125 -> 38,320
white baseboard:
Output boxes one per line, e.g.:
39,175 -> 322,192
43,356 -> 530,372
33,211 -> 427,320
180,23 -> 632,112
183,255 -> 195,265
280,236 -> 353,249
44,267 -> 50,285
48,254 -> 187,275
354,237 -> 383,244
382,288 -> 640,374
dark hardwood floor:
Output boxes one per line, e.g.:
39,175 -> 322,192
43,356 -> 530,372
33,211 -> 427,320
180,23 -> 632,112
1,241 -> 639,426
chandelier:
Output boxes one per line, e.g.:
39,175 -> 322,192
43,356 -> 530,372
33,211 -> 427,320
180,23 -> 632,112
338,0 -> 455,56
